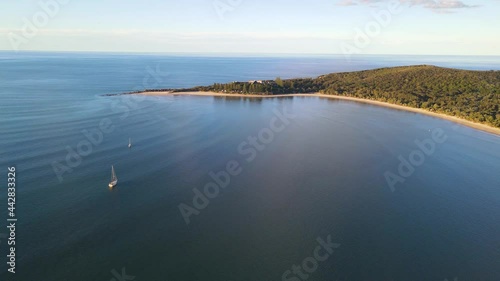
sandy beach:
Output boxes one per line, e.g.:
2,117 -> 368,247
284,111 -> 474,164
139,91 -> 500,136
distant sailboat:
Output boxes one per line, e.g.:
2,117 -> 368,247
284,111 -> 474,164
128,138 -> 132,148
109,165 -> 118,188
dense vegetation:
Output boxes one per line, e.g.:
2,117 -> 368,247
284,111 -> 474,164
318,66 -> 500,127
163,65 -> 500,128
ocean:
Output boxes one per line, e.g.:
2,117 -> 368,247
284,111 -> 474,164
0,52 -> 499,281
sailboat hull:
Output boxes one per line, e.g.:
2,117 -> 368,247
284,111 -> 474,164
108,180 -> 117,188
109,165 -> 118,188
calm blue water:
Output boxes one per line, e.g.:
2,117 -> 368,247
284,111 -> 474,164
0,52 -> 500,281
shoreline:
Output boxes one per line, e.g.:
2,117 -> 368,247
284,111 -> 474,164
138,91 -> 500,136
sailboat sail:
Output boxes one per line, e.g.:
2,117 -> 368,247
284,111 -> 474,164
109,165 -> 118,187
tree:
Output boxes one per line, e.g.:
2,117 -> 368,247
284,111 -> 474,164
275,77 -> 284,87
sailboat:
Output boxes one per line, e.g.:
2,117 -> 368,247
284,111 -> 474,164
128,138 -> 132,148
108,165 -> 118,188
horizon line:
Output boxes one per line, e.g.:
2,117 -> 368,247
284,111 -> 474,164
1,50 -> 500,58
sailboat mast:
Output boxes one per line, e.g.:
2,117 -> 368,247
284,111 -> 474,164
108,165 -> 118,188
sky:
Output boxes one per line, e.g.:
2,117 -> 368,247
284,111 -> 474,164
0,0 -> 499,55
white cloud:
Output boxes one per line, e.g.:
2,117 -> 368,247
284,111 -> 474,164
337,0 -> 479,12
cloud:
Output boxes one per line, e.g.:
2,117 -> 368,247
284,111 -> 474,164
338,0 -> 383,6
0,28 -> 345,41
337,0 -> 479,12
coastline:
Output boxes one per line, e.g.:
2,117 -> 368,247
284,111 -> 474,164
139,91 -> 500,136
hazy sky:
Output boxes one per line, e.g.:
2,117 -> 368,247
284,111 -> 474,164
1,0 -> 499,55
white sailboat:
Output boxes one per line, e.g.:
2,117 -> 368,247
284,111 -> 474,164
128,138 -> 132,148
108,165 -> 118,188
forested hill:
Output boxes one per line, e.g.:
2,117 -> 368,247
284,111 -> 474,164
319,65 -> 500,127
168,65 -> 500,128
